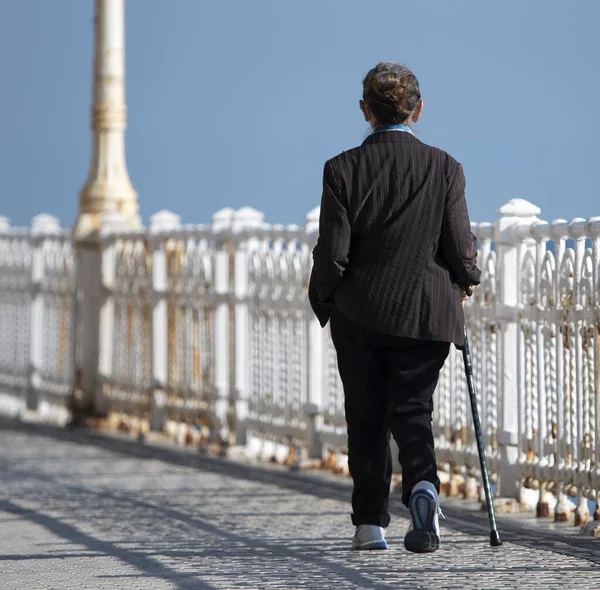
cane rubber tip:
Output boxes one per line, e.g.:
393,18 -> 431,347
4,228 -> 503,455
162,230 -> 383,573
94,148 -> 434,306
490,530 -> 502,547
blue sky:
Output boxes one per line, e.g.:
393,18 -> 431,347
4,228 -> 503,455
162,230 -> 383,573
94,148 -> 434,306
0,0 -> 598,228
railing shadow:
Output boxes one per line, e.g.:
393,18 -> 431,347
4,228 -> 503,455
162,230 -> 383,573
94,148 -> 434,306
0,499 -> 212,590
2,416 -> 600,570
0,419 -> 408,589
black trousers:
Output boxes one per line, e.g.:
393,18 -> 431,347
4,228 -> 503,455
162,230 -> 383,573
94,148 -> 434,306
330,307 -> 450,527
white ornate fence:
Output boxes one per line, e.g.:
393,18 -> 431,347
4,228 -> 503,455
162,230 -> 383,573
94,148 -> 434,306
0,215 -> 74,423
1,199 -> 599,524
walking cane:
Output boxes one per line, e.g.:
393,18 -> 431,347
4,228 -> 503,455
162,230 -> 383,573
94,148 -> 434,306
462,325 -> 502,547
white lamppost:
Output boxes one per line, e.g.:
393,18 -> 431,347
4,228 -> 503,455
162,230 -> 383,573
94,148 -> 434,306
71,0 -> 139,422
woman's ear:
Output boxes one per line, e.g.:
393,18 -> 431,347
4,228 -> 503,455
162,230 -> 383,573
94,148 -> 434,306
359,99 -> 371,123
411,99 -> 424,123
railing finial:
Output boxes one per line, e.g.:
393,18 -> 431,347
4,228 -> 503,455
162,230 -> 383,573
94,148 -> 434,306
497,198 -> 541,218
232,207 -> 264,234
305,207 -> 320,234
31,214 -> 61,235
149,210 -> 181,233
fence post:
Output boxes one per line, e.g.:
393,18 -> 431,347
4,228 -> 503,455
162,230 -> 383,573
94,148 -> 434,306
95,213 -> 130,416
231,207 -> 264,446
495,198 -> 541,498
28,214 -> 61,412
303,207 -> 324,460
71,231 -> 101,423
147,211 -> 181,432
212,208 -> 234,445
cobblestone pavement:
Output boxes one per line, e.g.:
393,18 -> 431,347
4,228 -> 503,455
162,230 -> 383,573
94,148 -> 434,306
1,422 -> 599,590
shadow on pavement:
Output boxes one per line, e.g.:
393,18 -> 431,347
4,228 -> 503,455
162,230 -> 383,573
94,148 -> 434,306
2,416 -> 599,568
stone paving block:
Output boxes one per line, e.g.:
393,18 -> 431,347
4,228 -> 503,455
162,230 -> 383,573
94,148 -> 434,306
0,427 -> 599,589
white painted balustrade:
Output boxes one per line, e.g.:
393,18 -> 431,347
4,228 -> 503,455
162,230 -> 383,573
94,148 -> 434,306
0,199 -> 599,525
0,215 -> 74,423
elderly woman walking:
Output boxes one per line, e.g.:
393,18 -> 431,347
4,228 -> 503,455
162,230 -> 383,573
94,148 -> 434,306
309,62 -> 481,553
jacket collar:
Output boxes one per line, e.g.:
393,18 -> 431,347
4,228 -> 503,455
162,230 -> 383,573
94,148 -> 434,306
362,130 -> 424,147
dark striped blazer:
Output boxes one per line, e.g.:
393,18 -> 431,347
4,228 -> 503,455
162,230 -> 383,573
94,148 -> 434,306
308,130 -> 481,347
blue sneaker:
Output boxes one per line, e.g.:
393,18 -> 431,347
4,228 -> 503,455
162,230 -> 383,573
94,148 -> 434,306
404,481 -> 442,553
351,525 -> 388,550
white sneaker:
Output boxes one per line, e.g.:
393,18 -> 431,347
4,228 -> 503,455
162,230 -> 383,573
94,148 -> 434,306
351,525 -> 388,550
404,481 -> 442,553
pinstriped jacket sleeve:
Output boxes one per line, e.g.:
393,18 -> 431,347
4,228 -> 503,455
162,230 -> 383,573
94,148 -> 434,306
308,160 -> 351,326
440,162 -> 481,287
